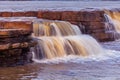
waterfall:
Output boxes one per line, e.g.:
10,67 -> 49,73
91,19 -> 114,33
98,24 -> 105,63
32,20 -> 104,61
33,21 -> 81,36
104,10 -> 120,39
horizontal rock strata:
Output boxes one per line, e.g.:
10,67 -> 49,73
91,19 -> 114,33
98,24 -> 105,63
37,9 -> 116,41
0,17 -> 36,67
0,9 -> 118,41
0,8 -> 119,66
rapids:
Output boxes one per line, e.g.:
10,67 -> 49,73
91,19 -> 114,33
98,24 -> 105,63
0,1 -> 120,80
32,21 -> 106,61
0,40 -> 120,80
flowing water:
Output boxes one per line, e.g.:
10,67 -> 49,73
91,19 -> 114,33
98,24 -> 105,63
0,18 -> 120,80
0,13 -> 120,80
12,20 -> 119,80
0,1 -> 120,80
32,21 -> 105,61
0,40 -> 120,80
104,10 -> 120,39
105,10 -> 120,33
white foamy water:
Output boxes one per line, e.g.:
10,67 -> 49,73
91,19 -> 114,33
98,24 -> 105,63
104,10 -> 120,39
0,1 -> 120,80
32,49 -> 120,64
32,20 -> 120,64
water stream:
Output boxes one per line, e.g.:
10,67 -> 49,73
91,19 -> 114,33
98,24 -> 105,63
104,10 -> 120,39
0,40 -> 120,80
32,21 -> 107,62
0,1 -> 120,80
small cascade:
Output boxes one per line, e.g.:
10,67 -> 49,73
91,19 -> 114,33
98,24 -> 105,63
104,10 -> 120,39
32,20 -> 104,61
33,21 -> 81,37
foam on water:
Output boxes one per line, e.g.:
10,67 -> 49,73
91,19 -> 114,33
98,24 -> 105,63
32,20 -> 120,64
32,49 -> 120,64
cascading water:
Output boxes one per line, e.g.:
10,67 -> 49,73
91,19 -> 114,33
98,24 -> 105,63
104,10 -> 120,39
31,20 -> 106,63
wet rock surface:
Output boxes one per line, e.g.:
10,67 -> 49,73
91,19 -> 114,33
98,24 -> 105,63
0,17 -> 36,67
0,8 -> 118,41
0,8 -> 120,66
36,9 -> 115,41
0,39 -> 120,79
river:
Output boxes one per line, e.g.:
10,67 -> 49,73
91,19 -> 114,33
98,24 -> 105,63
0,40 -> 120,80
0,1 -> 120,80
0,1 -> 120,11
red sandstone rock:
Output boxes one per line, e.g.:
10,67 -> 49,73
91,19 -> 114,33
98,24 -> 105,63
20,42 -> 29,48
91,32 -> 114,41
25,11 -> 37,17
0,36 -> 31,44
80,22 -> 106,30
61,11 -> 79,21
0,41 -> 36,51
1,21 -> 32,31
0,48 -> 31,67
0,29 -> 31,38
79,10 -> 105,21
11,43 -> 20,49
0,44 -> 10,50
1,12 -> 12,17
12,12 -> 25,17
69,21 -> 79,25
61,10 -> 105,22
0,21 -> 4,29
0,17 -> 36,66
0,17 -> 33,31
38,11 -> 61,20
87,29 -> 105,34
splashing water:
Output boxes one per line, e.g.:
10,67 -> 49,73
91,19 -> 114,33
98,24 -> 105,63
31,20 -> 118,63
105,10 -> 120,33
104,10 -> 120,39
33,21 -> 81,37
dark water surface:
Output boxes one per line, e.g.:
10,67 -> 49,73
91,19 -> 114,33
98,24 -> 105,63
0,40 -> 120,80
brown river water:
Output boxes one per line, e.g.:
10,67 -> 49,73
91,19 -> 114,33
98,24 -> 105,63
0,1 -> 120,80
0,40 -> 120,80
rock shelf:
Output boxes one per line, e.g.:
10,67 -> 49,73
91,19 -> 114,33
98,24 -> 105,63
0,8 -> 119,66
0,17 -> 35,66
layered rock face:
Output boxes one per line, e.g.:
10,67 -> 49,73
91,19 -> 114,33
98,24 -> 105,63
0,18 -> 35,66
37,9 -> 115,41
0,9 -> 118,66
0,9 -> 117,41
